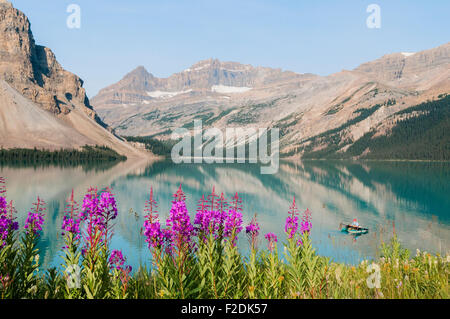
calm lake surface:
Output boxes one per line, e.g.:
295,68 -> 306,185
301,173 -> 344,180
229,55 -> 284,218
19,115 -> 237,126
1,160 -> 449,270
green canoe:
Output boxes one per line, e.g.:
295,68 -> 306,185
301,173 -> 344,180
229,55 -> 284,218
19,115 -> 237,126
340,223 -> 369,235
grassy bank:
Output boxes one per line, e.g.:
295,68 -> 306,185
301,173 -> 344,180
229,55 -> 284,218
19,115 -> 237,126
0,181 -> 448,299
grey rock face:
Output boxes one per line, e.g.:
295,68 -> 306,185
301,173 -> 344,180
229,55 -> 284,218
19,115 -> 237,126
0,3 -> 146,157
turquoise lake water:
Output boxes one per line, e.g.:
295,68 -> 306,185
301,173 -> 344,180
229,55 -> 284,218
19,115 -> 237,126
1,160 -> 449,270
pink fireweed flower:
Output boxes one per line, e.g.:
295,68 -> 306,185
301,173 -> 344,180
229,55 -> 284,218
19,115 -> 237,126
109,249 -> 133,293
230,192 -> 243,214
301,208 -> 312,234
206,187 -> 219,211
223,209 -> 243,246
265,232 -> 278,253
81,188 -> 118,242
109,249 -> 133,273
161,228 -> 174,255
61,190 -> 81,242
0,193 -> 18,249
81,188 -> 103,226
144,187 -> 158,223
245,221 -> 260,236
166,200 -> 194,248
24,212 -> 44,236
173,184 -> 186,202
62,216 -> 81,235
0,179 -> 16,224
298,209 -> 313,246
80,188 -> 117,260
143,220 -> 165,249
167,186 -> 194,254
246,215 -> 260,250
81,188 -> 105,257
0,177 -> 6,196
285,197 -> 313,246
285,197 -> 299,238
197,195 -> 208,213
143,188 -> 172,253
288,196 -> 299,218
0,196 -> 7,216
194,209 -> 223,241
99,191 -> 118,221
215,192 -> 228,214
216,193 -> 228,231
300,219 -> 312,234
109,249 -> 126,269
24,197 -> 46,236
285,215 -> 299,239
6,201 -> 16,221
0,215 -> 18,248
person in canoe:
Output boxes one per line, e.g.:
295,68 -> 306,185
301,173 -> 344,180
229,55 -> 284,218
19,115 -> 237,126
351,218 -> 359,228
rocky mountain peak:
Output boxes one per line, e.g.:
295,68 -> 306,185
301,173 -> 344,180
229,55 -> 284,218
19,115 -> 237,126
123,65 -> 155,88
126,65 -> 153,78
0,1 -> 145,157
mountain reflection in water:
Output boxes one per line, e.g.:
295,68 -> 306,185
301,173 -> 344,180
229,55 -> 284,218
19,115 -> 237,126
1,159 -> 449,270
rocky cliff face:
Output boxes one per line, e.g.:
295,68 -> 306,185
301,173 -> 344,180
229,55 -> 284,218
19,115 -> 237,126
0,1 -> 145,157
0,1 -> 95,117
354,44 -> 450,90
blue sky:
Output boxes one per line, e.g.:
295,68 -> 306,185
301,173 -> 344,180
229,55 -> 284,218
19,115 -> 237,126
10,0 -> 450,97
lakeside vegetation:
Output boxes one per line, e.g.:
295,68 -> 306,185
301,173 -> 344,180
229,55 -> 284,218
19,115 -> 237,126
0,180 -> 447,299
123,136 -> 175,156
0,146 -> 127,168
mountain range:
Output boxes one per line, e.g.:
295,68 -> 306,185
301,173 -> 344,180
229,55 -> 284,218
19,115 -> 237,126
91,42 -> 449,159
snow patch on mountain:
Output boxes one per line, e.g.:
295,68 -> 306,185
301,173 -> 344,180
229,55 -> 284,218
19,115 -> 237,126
184,63 -> 211,73
146,89 -> 192,99
211,85 -> 252,94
